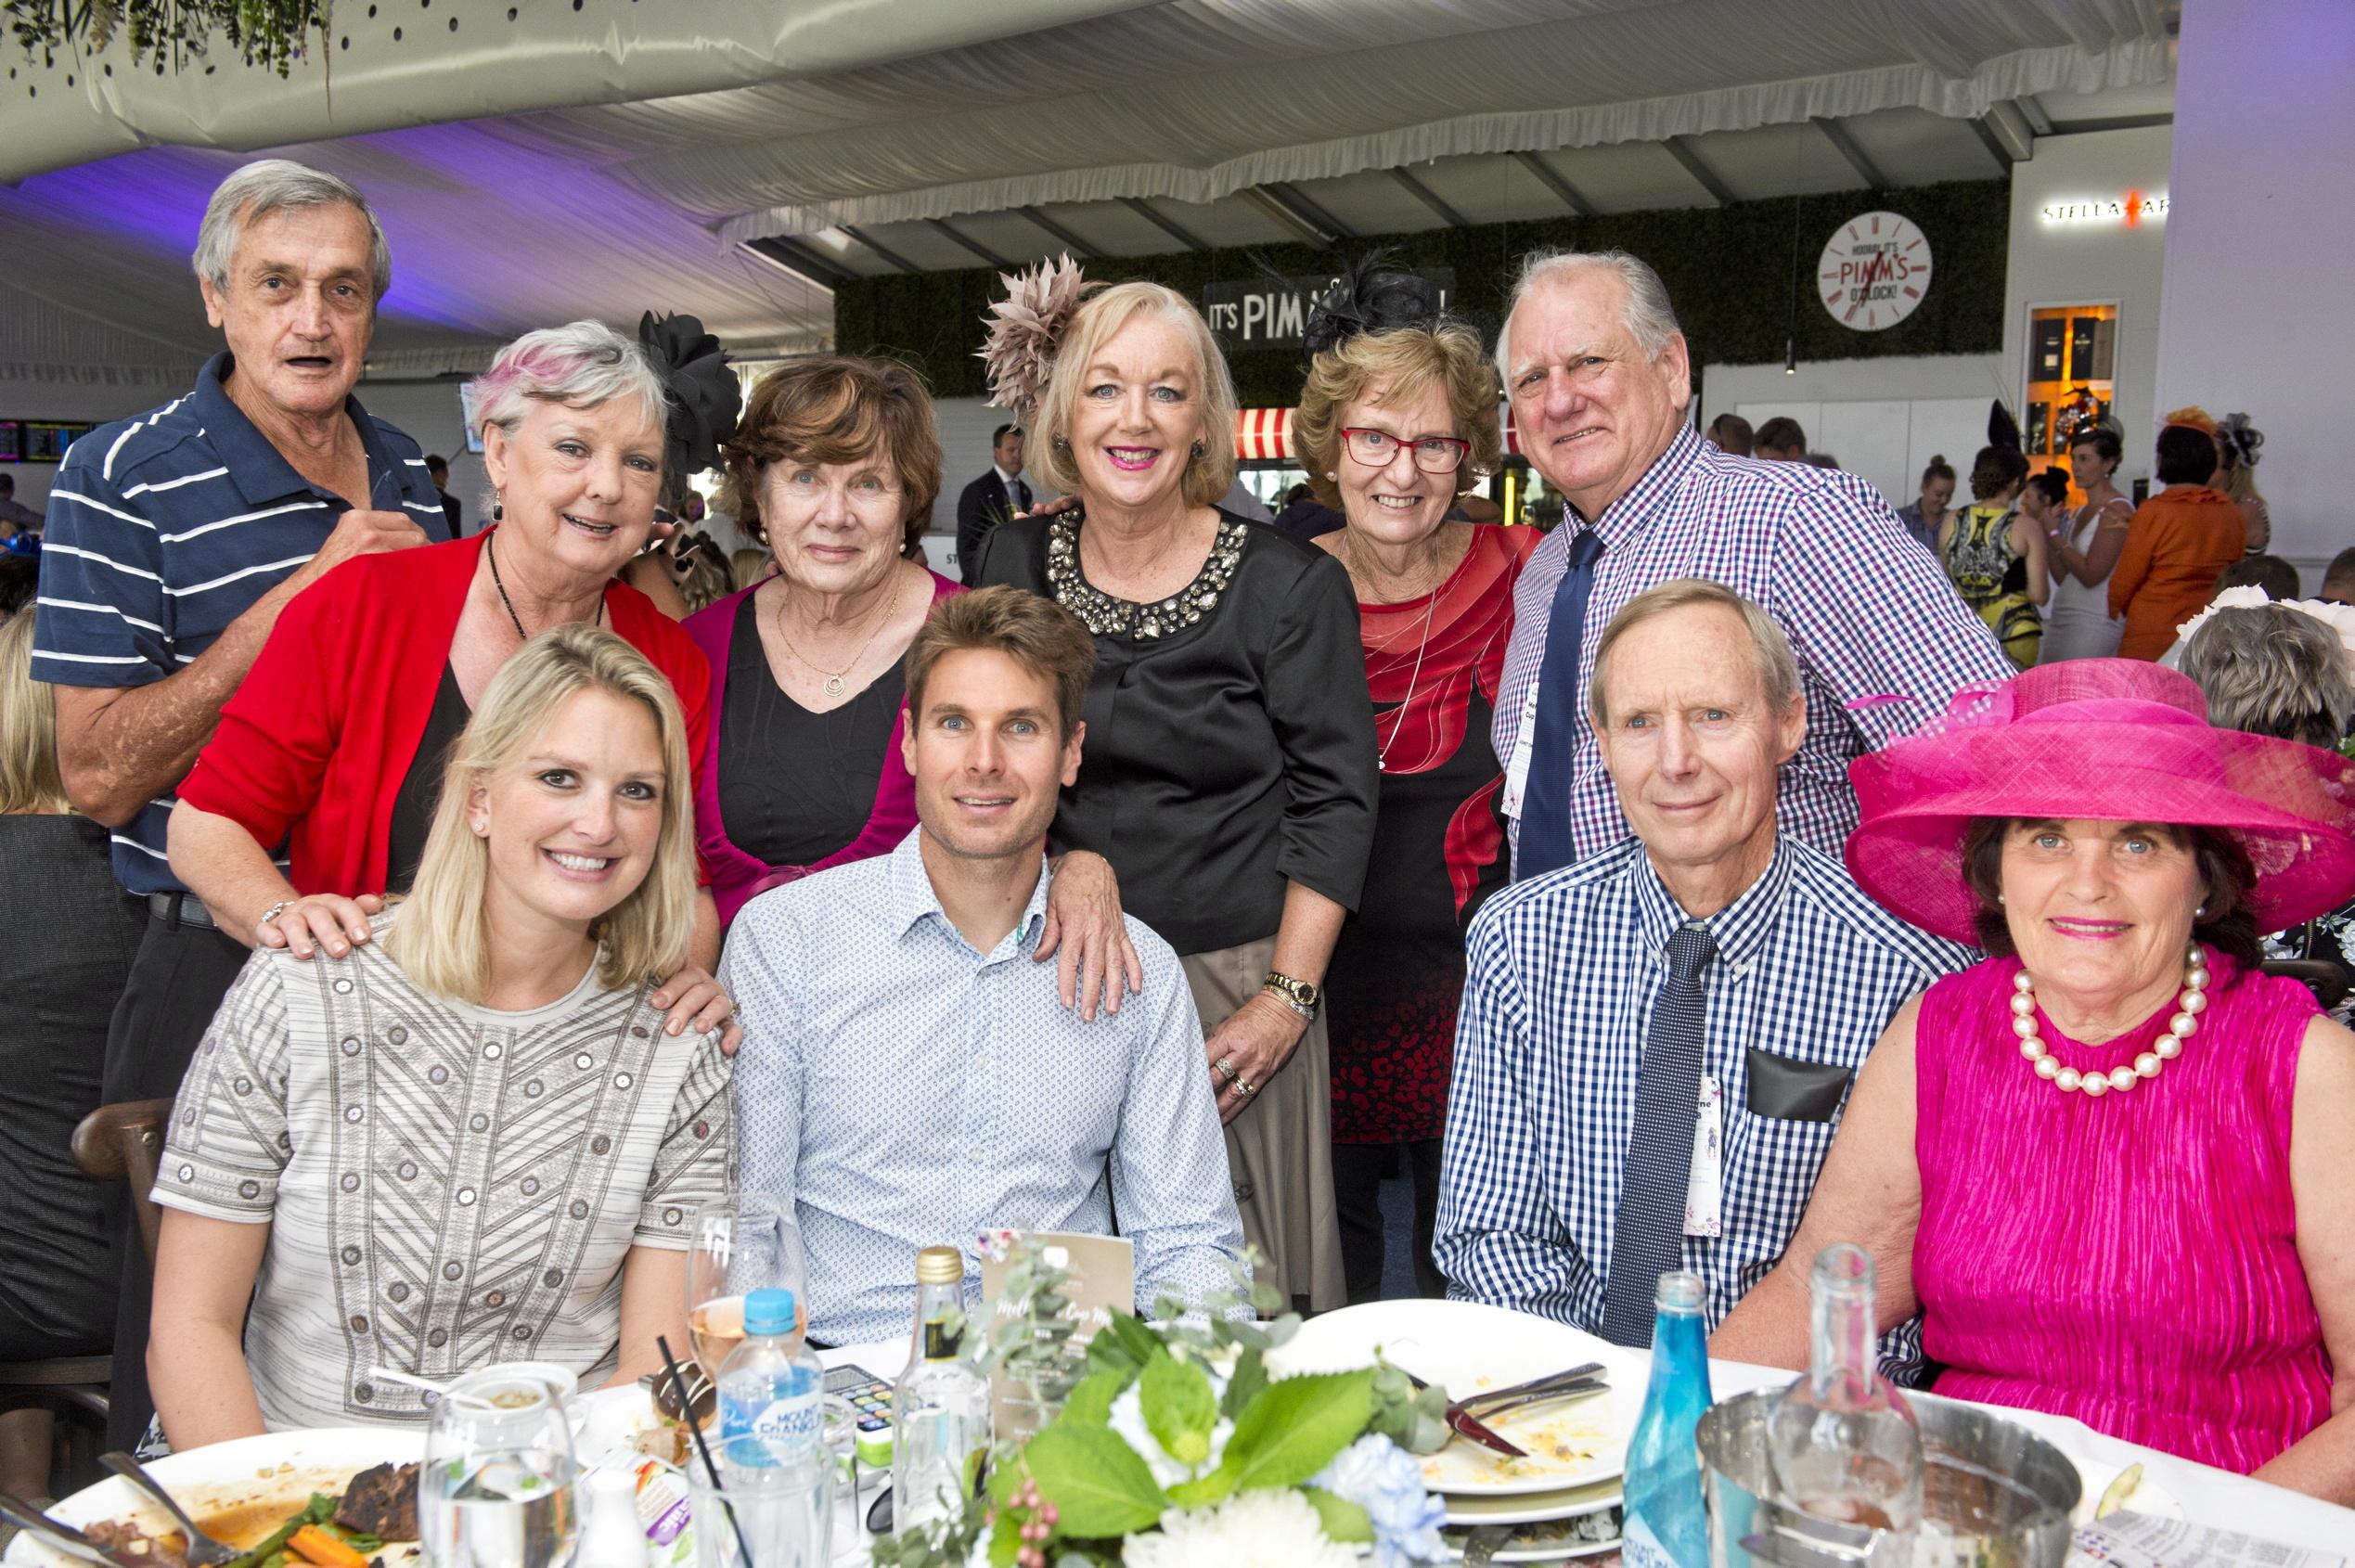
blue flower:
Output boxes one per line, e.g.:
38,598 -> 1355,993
1311,1435 -> 1448,1566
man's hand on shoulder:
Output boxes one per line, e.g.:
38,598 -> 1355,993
286,507 -> 430,595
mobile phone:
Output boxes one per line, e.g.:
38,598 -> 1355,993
825,1362 -> 894,1434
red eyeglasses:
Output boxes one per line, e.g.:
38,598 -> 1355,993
1339,427 -> 1472,475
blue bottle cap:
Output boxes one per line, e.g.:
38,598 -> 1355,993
744,1288 -> 798,1336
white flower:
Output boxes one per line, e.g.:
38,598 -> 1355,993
1122,1490 -> 1357,1568
1106,1382 -> 1232,1488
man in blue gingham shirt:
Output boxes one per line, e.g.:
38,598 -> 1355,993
31,160 -> 444,1448
1436,582 -> 1971,1342
1488,249 -> 2011,878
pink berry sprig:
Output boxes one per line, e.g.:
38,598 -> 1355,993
985,1477 -> 1062,1568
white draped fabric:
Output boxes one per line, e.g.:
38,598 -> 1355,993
0,0 -> 2169,383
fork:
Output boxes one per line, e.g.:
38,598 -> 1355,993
99,1453 -> 242,1568
0,1492 -> 129,1568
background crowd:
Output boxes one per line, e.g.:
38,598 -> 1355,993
4,153 -> 2354,1509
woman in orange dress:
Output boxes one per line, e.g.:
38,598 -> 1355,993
2108,421 -> 2247,661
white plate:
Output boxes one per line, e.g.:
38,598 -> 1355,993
1437,1476 -> 1621,1528
1269,1300 -> 1644,1497
4,1427 -> 423,1568
1446,1520 -> 1624,1562
572,1384 -> 665,1470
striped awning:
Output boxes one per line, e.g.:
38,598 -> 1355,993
1233,406 -> 1525,460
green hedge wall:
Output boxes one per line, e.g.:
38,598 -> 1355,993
832,177 -> 2009,408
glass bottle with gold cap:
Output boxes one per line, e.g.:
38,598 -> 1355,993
890,1246 -> 989,1531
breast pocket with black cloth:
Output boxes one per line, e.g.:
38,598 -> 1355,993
1743,1046 -> 1854,1123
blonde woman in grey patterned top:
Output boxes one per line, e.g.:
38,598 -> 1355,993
149,625 -> 733,1446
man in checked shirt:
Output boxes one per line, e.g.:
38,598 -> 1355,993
1435,582 -> 1972,1349
1490,248 -> 2012,884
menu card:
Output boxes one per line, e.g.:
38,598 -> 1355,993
979,1230 -> 1135,1435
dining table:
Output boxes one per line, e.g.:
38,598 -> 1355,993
803,1337 -> 2355,1565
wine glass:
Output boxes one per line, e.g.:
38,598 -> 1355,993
418,1372 -> 578,1568
686,1195 -> 807,1378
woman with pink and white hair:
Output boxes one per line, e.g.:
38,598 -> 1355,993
165,318 -> 744,1046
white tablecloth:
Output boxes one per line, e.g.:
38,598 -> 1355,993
812,1342 -> 2355,1563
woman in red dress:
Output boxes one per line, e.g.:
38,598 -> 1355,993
166,317 -> 742,1039
1293,258 -> 1534,1301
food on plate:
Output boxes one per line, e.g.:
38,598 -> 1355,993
2095,1461 -> 2144,1521
333,1464 -> 419,1544
1422,1394 -> 1615,1487
71,1465 -> 422,1568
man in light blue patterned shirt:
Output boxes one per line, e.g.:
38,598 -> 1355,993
724,589 -> 1244,1346
1437,581 -> 1972,1348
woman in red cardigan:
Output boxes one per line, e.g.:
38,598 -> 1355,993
168,318 -> 742,1041
687,357 -> 1139,1015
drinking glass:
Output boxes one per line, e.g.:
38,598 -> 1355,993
418,1372 -> 579,1568
686,1195 -> 807,1377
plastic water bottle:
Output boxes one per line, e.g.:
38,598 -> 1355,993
714,1288 -> 830,1567
1620,1270 -> 1714,1568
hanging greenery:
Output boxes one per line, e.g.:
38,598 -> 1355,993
6,0 -> 330,77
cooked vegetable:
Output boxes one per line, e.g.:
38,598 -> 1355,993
288,1526 -> 368,1568
2095,1461 -> 2144,1520
225,1496 -> 341,1568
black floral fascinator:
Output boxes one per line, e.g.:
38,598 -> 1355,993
1300,248 -> 1449,359
638,311 -> 741,482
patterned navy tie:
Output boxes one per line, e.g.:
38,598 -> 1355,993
1601,921 -> 1716,1348
1514,528 -> 1606,879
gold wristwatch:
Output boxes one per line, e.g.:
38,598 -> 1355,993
1261,970 -> 1321,1022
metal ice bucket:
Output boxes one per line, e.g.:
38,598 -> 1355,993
1695,1389 -> 2080,1568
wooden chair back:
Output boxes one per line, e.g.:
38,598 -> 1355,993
71,1098 -> 174,1268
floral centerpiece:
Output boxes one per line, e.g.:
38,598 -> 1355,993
873,1237 -> 1455,1568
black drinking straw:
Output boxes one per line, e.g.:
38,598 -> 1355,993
657,1333 -> 755,1568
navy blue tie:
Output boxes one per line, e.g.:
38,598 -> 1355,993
1514,528 -> 1607,879
1601,922 -> 1715,1348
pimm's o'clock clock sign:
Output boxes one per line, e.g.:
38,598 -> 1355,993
1819,211 -> 1932,331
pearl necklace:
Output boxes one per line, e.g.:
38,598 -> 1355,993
2011,945 -> 2209,1098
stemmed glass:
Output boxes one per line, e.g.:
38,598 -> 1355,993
686,1195 -> 808,1379
418,1373 -> 578,1568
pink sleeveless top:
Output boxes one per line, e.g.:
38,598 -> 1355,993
1912,953 -> 2332,1473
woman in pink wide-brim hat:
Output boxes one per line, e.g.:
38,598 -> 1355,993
1715,659 -> 2355,1497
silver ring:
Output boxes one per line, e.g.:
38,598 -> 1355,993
1234,1078 -> 1255,1098
1216,1056 -> 1239,1082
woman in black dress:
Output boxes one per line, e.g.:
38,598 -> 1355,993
0,610 -> 144,1495
975,266 -> 1378,1311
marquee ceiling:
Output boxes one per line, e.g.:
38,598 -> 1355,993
0,0 -> 2174,387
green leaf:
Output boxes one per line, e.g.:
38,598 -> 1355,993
1218,1369 -> 1375,1493
1063,1365 -> 1134,1426
1163,1470 -> 1230,1510
1139,1352 -> 1217,1467
1021,1420 -> 1168,1538
1104,1312 -> 1163,1363
1220,1346 -> 1268,1421
1301,1487 -> 1373,1544
987,1511 -> 1023,1568
986,1446 -> 1032,1510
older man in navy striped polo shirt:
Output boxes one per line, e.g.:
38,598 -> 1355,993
31,158 -> 448,1446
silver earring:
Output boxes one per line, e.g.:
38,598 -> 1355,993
1325,471 -> 1337,481
492,491 -> 505,523
1997,893 -> 2005,905
2195,902 -> 2208,919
